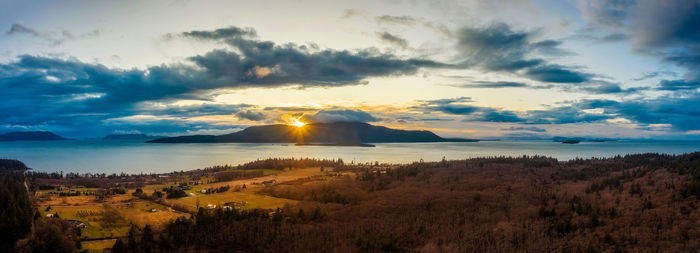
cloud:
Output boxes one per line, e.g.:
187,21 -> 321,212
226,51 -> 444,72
455,81 -> 528,88
0,25 -> 452,136
601,33 -> 629,42
301,110 -> 381,123
182,28 -> 449,87
235,110 -> 266,121
375,15 -> 417,25
656,79 -> 700,91
579,0 -> 636,27
6,22 -> 40,36
632,71 -> 677,81
341,9 -> 359,19
374,15 -> 452,36
523,65 -> 591,83
415,97 -> 524,122
578,1 -> 700,90
5,22 -> 100,45
455,23 -> 593,84
377,32 -> 408,49
501,126 -> 547,132
179,26 -> 257,40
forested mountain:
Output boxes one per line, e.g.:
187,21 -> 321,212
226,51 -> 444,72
148,122 -> 448,143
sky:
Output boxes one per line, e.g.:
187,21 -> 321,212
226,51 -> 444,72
0,0 -> 699,139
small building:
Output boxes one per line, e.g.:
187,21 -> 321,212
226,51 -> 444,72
45,213 -> 54,218
262,179 -> 277,185
66,220 -> 86,228
150,208 -> 158,212
188,193 -> 196,197
206,204 -> 216,209
200,189 -> 207,194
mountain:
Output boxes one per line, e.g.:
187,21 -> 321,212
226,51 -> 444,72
0,131 -> 68,141
148,122 -> 450,143
104,134 -> 165,140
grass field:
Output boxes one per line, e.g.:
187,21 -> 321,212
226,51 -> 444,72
169,190 -> 298,210
38,201 -> 187,239
34,166 -> 334,252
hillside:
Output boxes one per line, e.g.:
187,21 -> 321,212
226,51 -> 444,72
147,122 -> 448,143
0,131 -> 67,141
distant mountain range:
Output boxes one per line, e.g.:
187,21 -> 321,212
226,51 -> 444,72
0,131 -> 68,141
104,134 -> 165,140
148,122 -> 477,144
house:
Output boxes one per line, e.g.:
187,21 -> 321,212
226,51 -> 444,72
200,189 -> 207,194
66,220 -> 86,228
45,213 -> 54,218
150,208 -> 158,212
206,204 -> 216,209
262,179 -> 277,185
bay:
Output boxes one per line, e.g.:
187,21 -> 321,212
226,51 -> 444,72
0,139 -> 698,174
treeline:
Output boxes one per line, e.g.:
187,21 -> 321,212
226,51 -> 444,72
0,168 -> 32,251
237,158 -> 344,170
213,170 -> 263,182
112,207 -> 330,253
1,159 -> 80,253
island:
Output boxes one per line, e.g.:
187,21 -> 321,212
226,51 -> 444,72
0,131 -> 68,141
147,122 -> 464,144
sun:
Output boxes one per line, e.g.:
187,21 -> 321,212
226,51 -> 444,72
290,118 -> 307,127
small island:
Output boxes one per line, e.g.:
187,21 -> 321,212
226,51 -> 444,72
294,143 -> 376,147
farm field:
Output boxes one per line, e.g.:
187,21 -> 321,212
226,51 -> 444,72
33,165 -> 335,252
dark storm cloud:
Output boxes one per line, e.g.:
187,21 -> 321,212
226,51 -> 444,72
301,110 -> 381,123
455,23 -> 593,84
377,32 -> 408,49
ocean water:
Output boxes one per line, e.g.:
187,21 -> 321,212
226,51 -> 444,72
0,139 -> 699,174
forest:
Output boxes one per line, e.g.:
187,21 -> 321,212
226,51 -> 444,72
3,154 -> 700,252
116,153 -> 700,252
